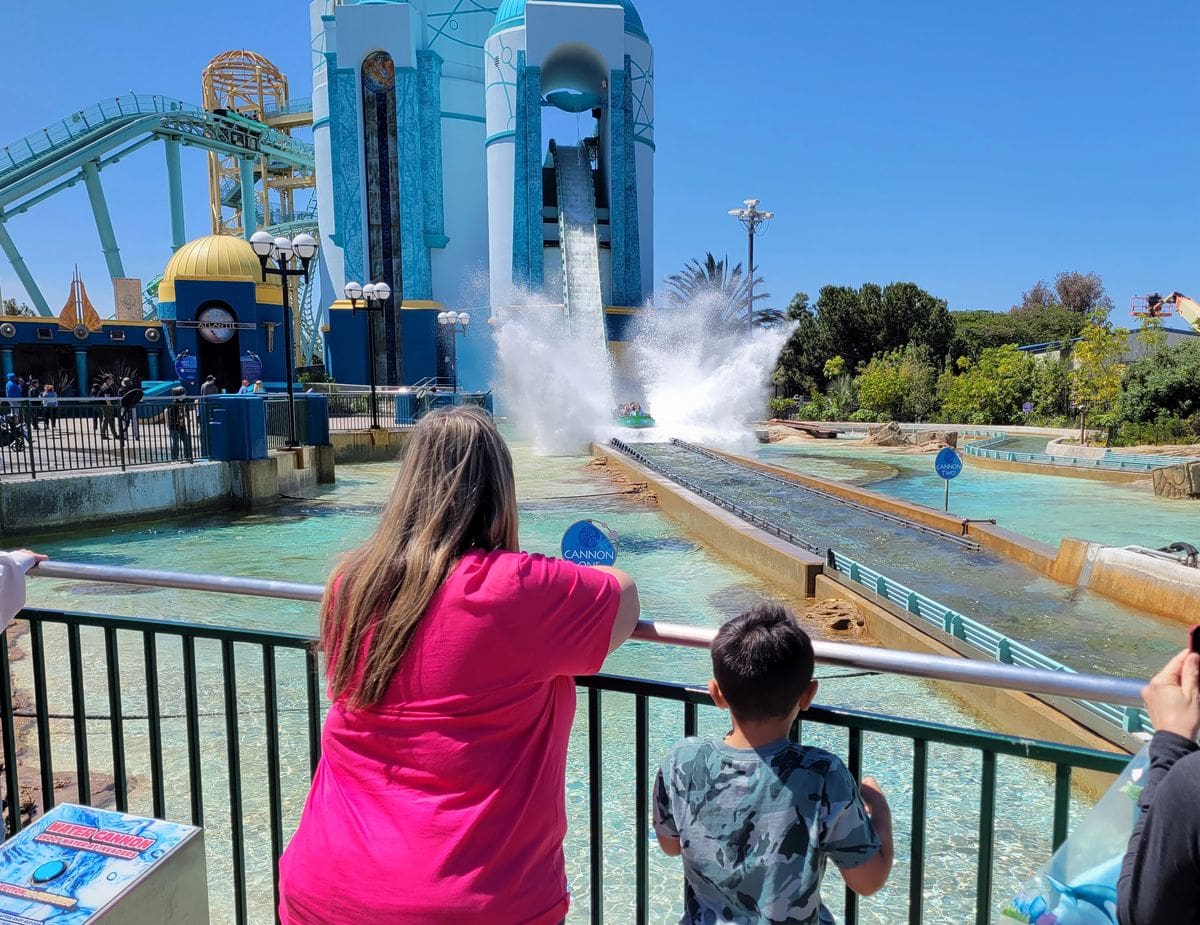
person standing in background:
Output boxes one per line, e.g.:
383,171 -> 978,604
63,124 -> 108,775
41,384 -> 58,432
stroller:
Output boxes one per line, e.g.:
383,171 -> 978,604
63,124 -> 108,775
0,414 -> 27,453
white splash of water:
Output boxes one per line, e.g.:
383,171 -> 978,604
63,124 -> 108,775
493,296 -> 615,455
493,287 -> 790,455
625,302 -> 792,451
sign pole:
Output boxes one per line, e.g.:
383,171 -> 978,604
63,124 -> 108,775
944,476 -> 950,512
934,446 -> 962,515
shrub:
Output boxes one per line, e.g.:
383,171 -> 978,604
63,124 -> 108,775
768,397 -> 799,419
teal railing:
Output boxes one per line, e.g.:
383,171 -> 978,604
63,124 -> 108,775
0,606 -> 1130,925
826,549 -> 1150,736
0,94 -> 314,181
963,434 -> 1198,472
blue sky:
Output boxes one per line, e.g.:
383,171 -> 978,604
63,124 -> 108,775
2,0 -> 1196,323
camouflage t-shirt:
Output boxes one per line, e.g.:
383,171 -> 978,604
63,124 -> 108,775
653,736 -> 880,925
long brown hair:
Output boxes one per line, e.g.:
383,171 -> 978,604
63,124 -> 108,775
321,406 -> 519,707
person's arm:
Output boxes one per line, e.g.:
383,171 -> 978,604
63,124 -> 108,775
1118,650 -> 1200,925
0,549 -> 46,632
591,565 -> 639,654
838,776 -> 894,896
652,762 -> 682,856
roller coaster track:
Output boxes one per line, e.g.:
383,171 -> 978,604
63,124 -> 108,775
0,94 -> 318,323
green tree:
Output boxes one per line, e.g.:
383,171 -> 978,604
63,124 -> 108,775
772,292 -> 825,396
814,282 -> 952,374
1030,355 -> 1071,419
1136,315 -> 1168,355
664,252 -> 780,327
2,298 -> 34,317
1118,337 -> 1200,424
1069,309 -> 1127,443
854,346 -> 938,422
938,345 -> 1036,425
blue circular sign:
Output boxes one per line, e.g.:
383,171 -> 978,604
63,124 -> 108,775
1022,402 -> 1033,414
935,447 -> 963,480
561,519 -> 618,567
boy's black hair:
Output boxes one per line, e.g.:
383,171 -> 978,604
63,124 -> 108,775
711,602 -> 815,722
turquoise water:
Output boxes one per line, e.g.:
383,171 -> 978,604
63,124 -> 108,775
757,439 -> 1199,551
642,442 -> 1178,678
9,447 -> 1095,924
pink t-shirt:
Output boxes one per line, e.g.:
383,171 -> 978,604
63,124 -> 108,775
278,549 -> 620,924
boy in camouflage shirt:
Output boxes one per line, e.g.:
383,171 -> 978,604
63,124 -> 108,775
653,604 -> 894,924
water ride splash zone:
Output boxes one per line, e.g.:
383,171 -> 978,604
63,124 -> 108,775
0,804 -> 201,923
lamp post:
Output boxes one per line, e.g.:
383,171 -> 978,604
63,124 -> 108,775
344,280 -> 390,429
727,199 -> 774,317
250,230 -> 319,448
436,311 -> 471,392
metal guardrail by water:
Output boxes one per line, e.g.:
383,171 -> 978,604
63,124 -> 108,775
963,434 -> 1199,472
825,549 -> 1150,735
25,560 -> 1147,708
0,562 -> 1136,925
0,398 -> 207,478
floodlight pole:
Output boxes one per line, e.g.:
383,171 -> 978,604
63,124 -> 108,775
728,199 -> 774,317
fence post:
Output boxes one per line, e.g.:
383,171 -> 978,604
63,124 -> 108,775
950,615 -> 966,640
996,638 -> 1013,664
1122,707 -> 1143,734
943,611 -> 955,633
875,576 -> 888,598
848,563 -> 860,583
23,403 -> 36,480
906,592 -> 921,615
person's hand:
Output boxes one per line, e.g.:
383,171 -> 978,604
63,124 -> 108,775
859,776 -> 892,825
1142,648 -> 1200,742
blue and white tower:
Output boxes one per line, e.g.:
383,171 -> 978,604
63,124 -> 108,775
311,0 -> 653,389
485,0 -> 654,317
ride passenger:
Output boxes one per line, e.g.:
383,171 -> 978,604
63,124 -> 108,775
278,406 -> 640,924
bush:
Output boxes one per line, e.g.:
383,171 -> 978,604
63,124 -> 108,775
768,397 -> 799,419
1110,416 -> 1200,448
938,345 -> 1035,425
848,408 -> 885,423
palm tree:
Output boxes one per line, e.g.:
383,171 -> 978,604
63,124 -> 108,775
664,253 -> 781,327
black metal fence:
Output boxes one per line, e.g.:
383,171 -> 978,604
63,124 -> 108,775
0,606 -> 1129,925
324,391 -> 397,430
0,398 -> 206,478
264,396 -> 310,450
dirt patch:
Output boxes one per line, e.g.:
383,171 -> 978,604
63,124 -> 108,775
799,598 -> 873,642
587,456 -> 658,505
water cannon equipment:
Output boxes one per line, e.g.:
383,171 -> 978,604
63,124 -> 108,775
0,804 -> 208,923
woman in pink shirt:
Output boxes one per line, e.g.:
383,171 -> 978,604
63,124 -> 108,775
279,407 -> 640,924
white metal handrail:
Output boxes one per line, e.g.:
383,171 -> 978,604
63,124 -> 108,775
25,559 -> 1149,708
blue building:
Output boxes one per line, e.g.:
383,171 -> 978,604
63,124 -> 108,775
156,234 -> 289,393
311,0 -> 654,390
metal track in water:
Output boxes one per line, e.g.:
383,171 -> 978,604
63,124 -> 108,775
608,439 -> 822,555
669,439 -> 981,551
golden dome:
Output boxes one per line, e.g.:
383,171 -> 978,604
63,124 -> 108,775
158,234 -> 283,305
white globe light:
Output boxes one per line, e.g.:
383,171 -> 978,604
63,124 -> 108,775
344,281 -> 363,301
457,312 -> 471,325
373,282 -> 391,301
362,283 -> 377,300
437,312 -> 450,325
249,230 -> 274,258
293,233 -> 319,261
273,236 -> 293,258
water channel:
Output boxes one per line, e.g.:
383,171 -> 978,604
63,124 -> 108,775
11,447 -> 1099,923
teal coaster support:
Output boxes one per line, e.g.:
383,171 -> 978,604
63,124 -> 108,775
164,140 -> 186,252
81,159 -> 125,280
0,218 -> 50,316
